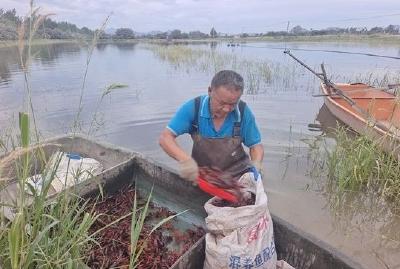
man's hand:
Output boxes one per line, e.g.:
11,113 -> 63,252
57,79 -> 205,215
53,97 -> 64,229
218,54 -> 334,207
251,160 -> 264,180
178,158 -> 199,185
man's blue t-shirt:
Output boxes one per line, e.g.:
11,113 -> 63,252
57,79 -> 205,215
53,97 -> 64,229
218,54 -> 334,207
167,95 -> 261,148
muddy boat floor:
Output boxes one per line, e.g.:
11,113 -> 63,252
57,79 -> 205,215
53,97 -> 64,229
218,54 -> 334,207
86,186 -> 204,269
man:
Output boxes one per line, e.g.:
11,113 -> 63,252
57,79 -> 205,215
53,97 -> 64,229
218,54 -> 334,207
159,70 -> 264,186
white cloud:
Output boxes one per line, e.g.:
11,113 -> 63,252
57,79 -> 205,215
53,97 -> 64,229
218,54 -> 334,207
2,0 -> 400,32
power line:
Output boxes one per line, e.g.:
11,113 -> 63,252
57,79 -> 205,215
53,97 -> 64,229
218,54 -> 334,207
240,44 -> 400,60
242,12 -> 400,32
290,12 -> 400,25
334,12 -> 400,23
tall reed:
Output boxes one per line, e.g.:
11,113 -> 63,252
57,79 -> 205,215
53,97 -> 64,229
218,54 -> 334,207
0,3 -> 182,268
0,113 -> 99,268
145,44 -> 298,94
307,125 -> 400,247
327,126 -> 400,200
0,2 -> 104,268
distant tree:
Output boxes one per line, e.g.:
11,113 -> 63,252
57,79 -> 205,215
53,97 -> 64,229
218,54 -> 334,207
0,8 -> 94,40
97,29 -> 110,39
155,32 -> 168,39
290,25 -> 308,35
189,30 -> 208,39
44,28 -> 70,39
385,24 -> 400,34
210,27 -> 217,38
368,26 -> 384,34
114,28 -> 135,39
325,27 -> 345,34
348,27 -> 359,34
80,26 -> 93,35
57,21 -> 79,33
0,8 -> 20,25
265,31 -> 287,36
170,29 -> 182,39
240,33 -> 249,38
43,18 -> 58,29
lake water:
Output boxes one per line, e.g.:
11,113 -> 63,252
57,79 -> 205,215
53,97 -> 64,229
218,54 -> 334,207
1,40 -> 400,268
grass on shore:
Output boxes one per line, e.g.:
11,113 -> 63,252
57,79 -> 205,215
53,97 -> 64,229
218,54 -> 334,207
1,33 -> 400,49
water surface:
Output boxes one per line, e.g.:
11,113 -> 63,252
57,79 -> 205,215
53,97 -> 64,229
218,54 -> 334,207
1,40 -> 400,268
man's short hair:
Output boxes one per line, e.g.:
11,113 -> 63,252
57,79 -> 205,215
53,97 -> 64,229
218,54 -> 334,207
211,70 -> 244,92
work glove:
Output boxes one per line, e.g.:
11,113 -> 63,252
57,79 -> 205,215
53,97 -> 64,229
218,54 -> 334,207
250,160 -> 264,181
178,158 -> 199,185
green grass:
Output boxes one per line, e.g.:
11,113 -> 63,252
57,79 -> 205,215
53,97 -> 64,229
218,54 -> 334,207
332,70 -> 400,88
0,112 -> 98,268
128,188 -> 185,269
306,125 -> 400,247
313,126 -> 400,206
146,44 -> 302,94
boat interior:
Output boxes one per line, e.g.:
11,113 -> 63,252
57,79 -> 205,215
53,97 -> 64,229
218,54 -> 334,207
329,83 -> 400,130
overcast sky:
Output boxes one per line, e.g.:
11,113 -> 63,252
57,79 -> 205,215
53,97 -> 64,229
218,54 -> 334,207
2,0 -> 400,33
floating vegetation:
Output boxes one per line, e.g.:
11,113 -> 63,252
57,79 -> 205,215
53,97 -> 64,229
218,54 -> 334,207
310,125 -> 400,207
307,125 -> 400,247
145,44 -> 303,94
351,70 -> 400,88
326,127 -> 400,201
330,69 -> 400,89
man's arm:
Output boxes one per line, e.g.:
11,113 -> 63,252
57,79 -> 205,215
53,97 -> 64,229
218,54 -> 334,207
159,128 -> 199,184
159,97 -> 196,161
241,105 -> 264,164
159,128 -> 191,162
249,143 -> 264,162
249,143 -> 264,177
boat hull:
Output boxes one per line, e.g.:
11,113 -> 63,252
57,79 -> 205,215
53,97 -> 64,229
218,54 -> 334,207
321,83 -> 400,157
0,135 -> 364,269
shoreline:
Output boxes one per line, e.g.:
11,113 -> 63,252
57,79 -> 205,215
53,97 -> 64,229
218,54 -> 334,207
1,34 -> 399,48
0,39 -> 79,48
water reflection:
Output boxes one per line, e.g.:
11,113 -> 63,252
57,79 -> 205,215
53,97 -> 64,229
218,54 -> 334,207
112,42 -> 137,51
0,42 -> 82,83
95,42 -> 138,51
31,43 -> 82,64
0,46 -> 19,82
210,41 -> 217,50
96,42 -> 109,51
324,183 -> 400,248
1,40 -> 400,268
315,104 -> 351,137
312,104 -> 400,249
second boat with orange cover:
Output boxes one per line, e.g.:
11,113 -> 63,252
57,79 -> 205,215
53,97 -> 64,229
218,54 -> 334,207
321,82 -> 400,158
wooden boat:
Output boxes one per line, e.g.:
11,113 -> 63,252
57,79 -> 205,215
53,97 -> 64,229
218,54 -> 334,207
321,82 -> 400,157
0,135 -> 364,269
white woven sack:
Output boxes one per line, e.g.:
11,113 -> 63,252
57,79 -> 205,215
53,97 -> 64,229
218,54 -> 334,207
203,173 -> 277,269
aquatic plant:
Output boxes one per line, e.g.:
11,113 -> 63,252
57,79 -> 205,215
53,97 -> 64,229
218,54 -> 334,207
325,127 -> 400,200
306,125 -> 400,248
0,112 -> 99,268
145,44 -> 304,94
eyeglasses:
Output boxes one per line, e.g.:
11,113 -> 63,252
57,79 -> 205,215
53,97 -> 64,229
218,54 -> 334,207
211,90 -> 239,110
